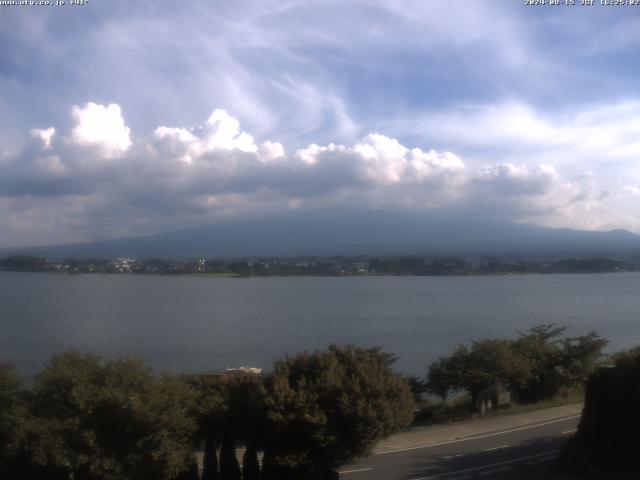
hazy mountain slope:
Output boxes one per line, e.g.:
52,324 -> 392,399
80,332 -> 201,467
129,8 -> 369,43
3,212 -> 640,259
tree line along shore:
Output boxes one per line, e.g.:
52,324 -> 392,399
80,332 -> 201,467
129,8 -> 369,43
1,254 -> 640,276
1,325 -> 637,479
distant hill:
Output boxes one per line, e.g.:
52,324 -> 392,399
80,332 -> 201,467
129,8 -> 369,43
2,212 -> 640,259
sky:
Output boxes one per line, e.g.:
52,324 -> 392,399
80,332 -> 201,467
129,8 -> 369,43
1,0 -> 639,248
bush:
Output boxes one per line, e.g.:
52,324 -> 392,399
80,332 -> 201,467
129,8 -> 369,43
27,352 -> 199,480
263,345 -> 415,476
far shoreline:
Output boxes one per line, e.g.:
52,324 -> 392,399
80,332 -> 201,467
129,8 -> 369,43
1,269 -> 639,279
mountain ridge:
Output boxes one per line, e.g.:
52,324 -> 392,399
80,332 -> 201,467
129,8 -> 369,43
2,213 -> 640,260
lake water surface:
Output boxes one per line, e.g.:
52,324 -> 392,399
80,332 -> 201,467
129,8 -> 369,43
1,272 -> 639,377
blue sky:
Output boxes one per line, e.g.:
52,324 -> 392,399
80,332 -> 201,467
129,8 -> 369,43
1,0 -> 639,247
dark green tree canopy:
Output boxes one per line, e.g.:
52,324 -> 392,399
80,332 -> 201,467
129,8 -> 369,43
427,325 -> 608,407
28,352 -> 198,480
264,344 -> 414,473
427,340 -> 529,406
0,363 -> 28,469
611,345 -> 640,367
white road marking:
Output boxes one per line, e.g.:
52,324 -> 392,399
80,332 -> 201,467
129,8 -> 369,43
375,414 -> 580,455
443,453 -> 466,459
407,449 -> 560,480
339,467 -> 373,474
484,444 -> 509,451
562,428 -> 577,434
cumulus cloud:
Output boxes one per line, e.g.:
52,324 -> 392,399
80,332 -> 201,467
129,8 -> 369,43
1,1 -> 638,248
0,102 -> 618,247
474,164 -> 559,197
70,103 -> 132,156
201,109 -> 257,153
382,100 -> 640,173
31,127 -> 55,149
151,109 -> 282,166
352,134 -> 466,184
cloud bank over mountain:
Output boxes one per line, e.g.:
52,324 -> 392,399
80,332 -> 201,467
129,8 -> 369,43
1,102 -> 632,247
1,1 -> 639,247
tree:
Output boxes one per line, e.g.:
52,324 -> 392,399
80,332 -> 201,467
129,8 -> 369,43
222,377 -> 265,480
0,255 -> 48,272
610,345 -> 640,365
241,443 -> 261,480
513,325 -> 607,403
463,339 -> 530,409
220,376 -> 267,450
219,432 -> 241,480
28,352 -> 198,480
201,435 -> 219,480
404,376 -> 427,404
175,456 -> 200,480
561,332 -> 608,386
263,345 -> 414,478
427,340 -> 529,412
426,346 -> 469,401
0,364 -> 33,477
512,324 -> 567,402
427,325 -> 608,409
0,363 -> 22,450
193,374 -> 265,480
189,374 -> 225,480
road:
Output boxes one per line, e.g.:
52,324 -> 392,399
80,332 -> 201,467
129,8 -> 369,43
339,412 -> 582,479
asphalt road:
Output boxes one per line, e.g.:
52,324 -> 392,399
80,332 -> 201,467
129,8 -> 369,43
339,413 -> 582,480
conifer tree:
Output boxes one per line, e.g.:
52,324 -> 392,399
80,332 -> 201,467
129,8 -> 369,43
241,442 -> 260,480
202,435 -> 219,480
219,433 -> 241,480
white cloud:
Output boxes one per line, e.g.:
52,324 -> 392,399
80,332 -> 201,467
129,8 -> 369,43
149,110 -> 286,166
623,186 -> 640,198
381,100 -> 640,185
0,101 -> 631,247
152,126 -> 198,164
70,102 -> 132,156
31,127 -> 55,149
292,134 -> 466,187
153,126 -> 197,143
474,164 -> 559,197
258,140 -> 286,162
201,109 -> 257,153
352,134 -> 466,185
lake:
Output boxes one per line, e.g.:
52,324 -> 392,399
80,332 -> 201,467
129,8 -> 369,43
1,272 -> 639,377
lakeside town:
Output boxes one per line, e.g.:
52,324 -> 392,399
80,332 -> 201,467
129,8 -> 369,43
1,254 -> 640,276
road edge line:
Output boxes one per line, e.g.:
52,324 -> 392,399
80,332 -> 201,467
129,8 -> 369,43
374,414 -> 580,455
